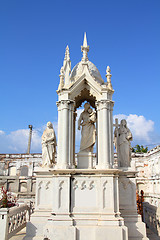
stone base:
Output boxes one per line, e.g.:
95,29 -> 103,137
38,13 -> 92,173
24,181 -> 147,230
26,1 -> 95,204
26,168 -> 149,240
121,214 -> 148,240
44,225 -> 76,240
26,210 -> 51,238
77,152 -> 93,169
77,226 -> 128,240
43,225 -> 128,240
119,170 -> 149,240
24,237 -> 43,240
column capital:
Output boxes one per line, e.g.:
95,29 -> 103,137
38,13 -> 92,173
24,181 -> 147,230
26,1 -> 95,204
96,100 -> 109,110
56,100 -> 75,110
96,100 -> 114,111
110,101 -> 114,111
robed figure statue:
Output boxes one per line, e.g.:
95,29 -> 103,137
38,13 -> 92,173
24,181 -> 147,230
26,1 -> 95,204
78,102 -> 96,153
114,119 -> 133,167
41,121 -> 57,167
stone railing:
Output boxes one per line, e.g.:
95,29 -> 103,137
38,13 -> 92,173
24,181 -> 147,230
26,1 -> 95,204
0,204 -> 29,240
143,202 -> 160,236
144,193 -> 160,207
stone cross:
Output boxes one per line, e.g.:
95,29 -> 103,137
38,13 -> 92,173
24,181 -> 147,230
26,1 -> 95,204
113,118 -> 120,129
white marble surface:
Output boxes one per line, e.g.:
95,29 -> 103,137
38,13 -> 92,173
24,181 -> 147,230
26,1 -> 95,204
77,152 -> 93,169
56,33 -> 114,170
25,34 -> 148,240
78,103 -> 96,153
114,119 -> 133,167
41,122 -> 56,168
26,169 -> 148,239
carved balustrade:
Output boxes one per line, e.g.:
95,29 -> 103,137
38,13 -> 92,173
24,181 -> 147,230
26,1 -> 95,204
143,202 -> 160,236
0,204 -> 29,240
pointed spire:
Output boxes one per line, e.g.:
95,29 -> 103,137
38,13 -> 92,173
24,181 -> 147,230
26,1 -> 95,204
63,45 -> 71,87
81,32 -> 89,63
64,45 -> 70,61
83,32 -> 88,48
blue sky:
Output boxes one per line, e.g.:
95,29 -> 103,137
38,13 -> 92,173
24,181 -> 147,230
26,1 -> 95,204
0,0 -> 160,153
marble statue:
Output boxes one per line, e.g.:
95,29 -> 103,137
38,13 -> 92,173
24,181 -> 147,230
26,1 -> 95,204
78,102 -> 96,152
114,119 -> 133,167
41,122 -> 57,167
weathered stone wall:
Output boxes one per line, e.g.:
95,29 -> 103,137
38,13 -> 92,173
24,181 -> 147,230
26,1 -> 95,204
0,153 -> 42,200
132,146 -> 160,207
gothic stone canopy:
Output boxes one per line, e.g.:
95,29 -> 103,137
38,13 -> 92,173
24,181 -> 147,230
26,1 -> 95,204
57,33 -> 114,109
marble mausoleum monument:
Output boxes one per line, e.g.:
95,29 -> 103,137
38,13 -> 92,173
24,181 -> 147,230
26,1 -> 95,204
26,33 -> 148,240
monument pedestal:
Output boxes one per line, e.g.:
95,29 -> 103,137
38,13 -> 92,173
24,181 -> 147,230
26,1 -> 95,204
77,152 -> 93,169
119,170 -> 148,240
26,168 -> 148,240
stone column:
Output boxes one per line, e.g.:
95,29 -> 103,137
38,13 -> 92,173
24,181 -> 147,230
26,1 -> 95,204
109,102 -> 114,167
62,100 -> 69,168
96,100 -> 113,169
96,101 -> 103,167
68,101 -> 75,168
57,101 -> 63,168
102,100 -> 110,168
57,100 -> 75,169
73,111 -> 77,166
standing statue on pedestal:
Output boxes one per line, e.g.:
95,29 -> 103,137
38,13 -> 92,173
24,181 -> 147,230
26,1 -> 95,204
114,119 -> 133,167
78,102 -> 96,152
41,122 -> 57,167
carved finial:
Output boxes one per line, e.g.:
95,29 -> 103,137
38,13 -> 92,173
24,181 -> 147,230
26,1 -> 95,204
83,32 -> 88,47
106,66 -> 111,74
106,65 -> 113,90
63,45 -> 71,87
64,45 -> 70,61
58,66 -> 64,91
81,32 -> 89,63
60,66 -> 64,76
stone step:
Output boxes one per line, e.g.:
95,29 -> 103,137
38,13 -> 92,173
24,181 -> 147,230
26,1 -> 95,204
10,227 -> 26,240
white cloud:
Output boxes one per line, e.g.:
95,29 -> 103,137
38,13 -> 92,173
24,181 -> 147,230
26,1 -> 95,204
0,129 -> 40,153
0,121 -> 59,154
0,129 -> 42,153
8,129 -> 30,152
113,114 -> 155,146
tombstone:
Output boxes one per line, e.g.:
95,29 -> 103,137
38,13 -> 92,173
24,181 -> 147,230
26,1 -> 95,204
26,33 -> 148,240
20,165 -> 28,176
